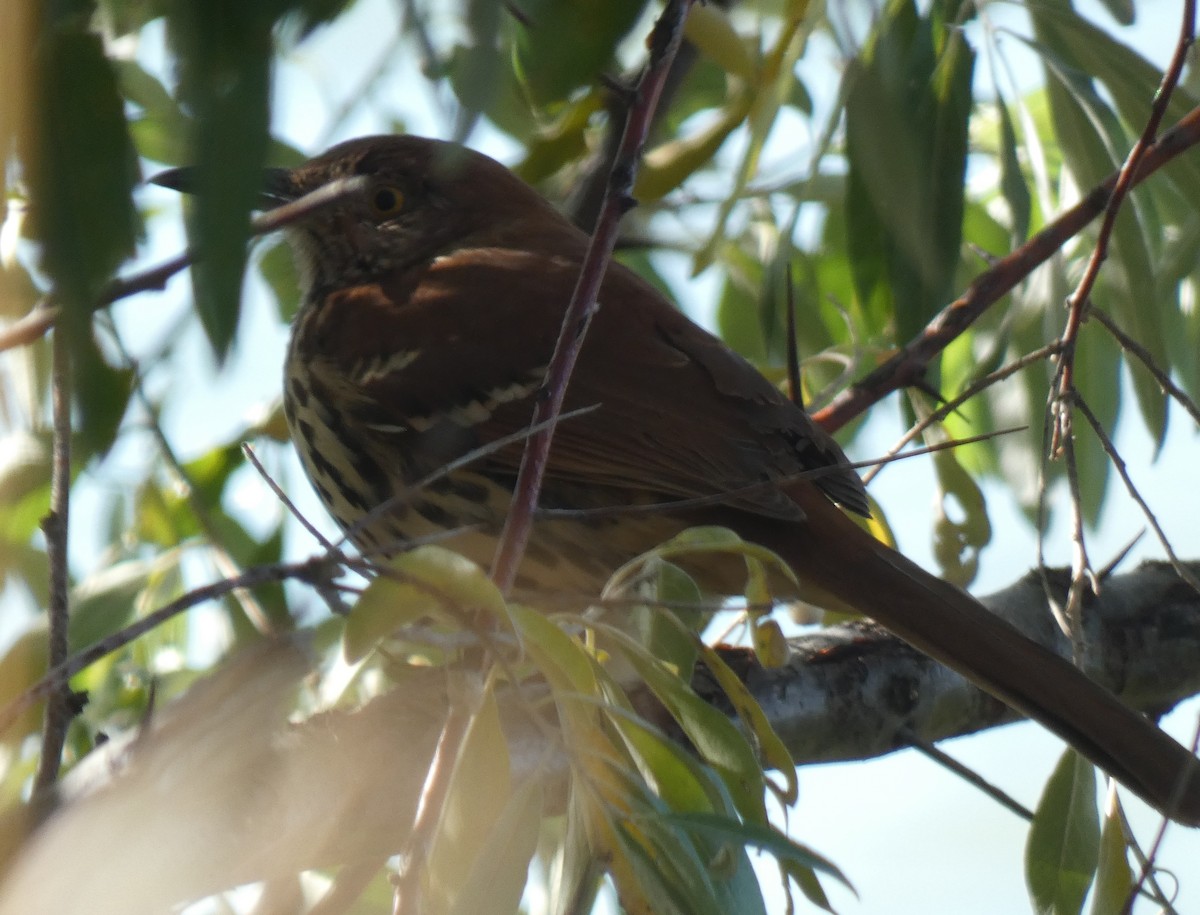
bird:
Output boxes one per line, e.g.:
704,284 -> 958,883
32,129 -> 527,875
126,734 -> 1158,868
154,135 -> 1200,824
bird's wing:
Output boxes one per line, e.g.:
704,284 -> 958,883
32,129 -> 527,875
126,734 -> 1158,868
300,246 -> 866,520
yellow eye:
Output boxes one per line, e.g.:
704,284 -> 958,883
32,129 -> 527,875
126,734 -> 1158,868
369,184 -> 405,218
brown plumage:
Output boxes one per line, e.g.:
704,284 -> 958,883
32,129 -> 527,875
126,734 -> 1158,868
161,135 -> 1200,824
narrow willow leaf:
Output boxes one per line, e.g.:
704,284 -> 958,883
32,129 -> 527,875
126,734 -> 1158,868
931,445 -> 992,588
593,622 -> 767,824
684,4 -> 756,80
844,0 -> 975,348
664,811 -> 851,890
997,94 -> 1032,242
611,708 -> 739,818
425,685 -> 513,915
447,779 -> 544,915
343,546 -> 507,662
1026,750 -> 1100,915
690,636 -> 799,806
1088,805 -> 1134,915
166,0 -> 276,360
28,20 -> 140,310
513,0 -> 648,106
1073,325 -> 1121,528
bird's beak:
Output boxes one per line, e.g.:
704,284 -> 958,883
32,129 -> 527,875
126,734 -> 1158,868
149,166 -> 297,210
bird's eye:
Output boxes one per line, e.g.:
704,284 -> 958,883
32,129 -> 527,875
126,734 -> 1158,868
370,185 -> 405,218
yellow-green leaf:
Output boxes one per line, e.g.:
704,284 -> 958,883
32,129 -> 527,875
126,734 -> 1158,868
1026,750 -> 1100,915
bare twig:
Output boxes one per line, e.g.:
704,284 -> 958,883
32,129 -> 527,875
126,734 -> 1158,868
1125,715 -> 1200,914
242,442 -> 338,553
1090,305 -> 1200,428
862,342 -> 1062,486
392,680 -> 479,915
906,733 -> 1034,821
0,555 -> 342,738
490,0 -> 697,594
32,327 -> 75,796
1056,404 -> 1094,657
1074,396 -> 1200,595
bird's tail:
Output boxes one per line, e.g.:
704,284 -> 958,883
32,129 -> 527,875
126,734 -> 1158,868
743,483 -> 1200,825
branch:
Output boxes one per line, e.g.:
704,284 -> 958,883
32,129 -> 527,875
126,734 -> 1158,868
491,0 -> 697,593
719,560 -> 1200,765
31,328 -> 75,799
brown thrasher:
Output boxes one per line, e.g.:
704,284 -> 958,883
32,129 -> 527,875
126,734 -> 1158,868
155,135 -> 1200,824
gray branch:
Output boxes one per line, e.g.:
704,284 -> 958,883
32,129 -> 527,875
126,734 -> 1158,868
718,560 -> 1200,765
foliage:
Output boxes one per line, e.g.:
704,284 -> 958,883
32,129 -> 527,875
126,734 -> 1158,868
1,0 -> 1198,912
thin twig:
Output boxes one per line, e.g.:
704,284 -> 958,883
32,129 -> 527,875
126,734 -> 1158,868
1074,396 -> 1200,595
1057,392 -> 1094,658
338,404 -> 599,551
32,327 -> 75,796
906,733 -> 1034,821
242,442 -> 338,553
1090,305 -> 1200,428
0,556 -> 342,738
862,342 -> 1062,486
1124,714 -> 1200,914
107,320 -> 276,635
490,0 -> 698,594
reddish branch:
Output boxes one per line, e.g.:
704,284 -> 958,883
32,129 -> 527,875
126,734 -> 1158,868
489,0 -> 698,593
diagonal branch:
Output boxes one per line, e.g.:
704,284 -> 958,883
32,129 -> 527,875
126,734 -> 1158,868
814,104 -> 1200,433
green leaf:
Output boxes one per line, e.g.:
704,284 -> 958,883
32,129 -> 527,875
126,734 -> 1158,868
1073,325 -> 1121,527
592,622 -> 768,824
425,685 -> 514,914
27,16 -> 140,310
166,0 -> 278,359
1088,807 -> 1134,915
690,637 -> 799,806
513,0 -> 649,106
508,605 -> 600,697
0,628 -> 50,746
684,5 -> 756,81
116,59 -> 192,165
1028,12 -> 1170,446
627,561 -> 703,685
715,261 -> 770,365
930,443 -> 992,587
610,707 -> 740,819
607,526 -> 797,596
997,94 -> 1032,242
1026,750 -> 1100,915
343,546 -> 508,662
448,778 -> 544,915
663,811 -> 851,891
68,557 -> 157,651
844,0 -> 975,350
72,332 -> 134,456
